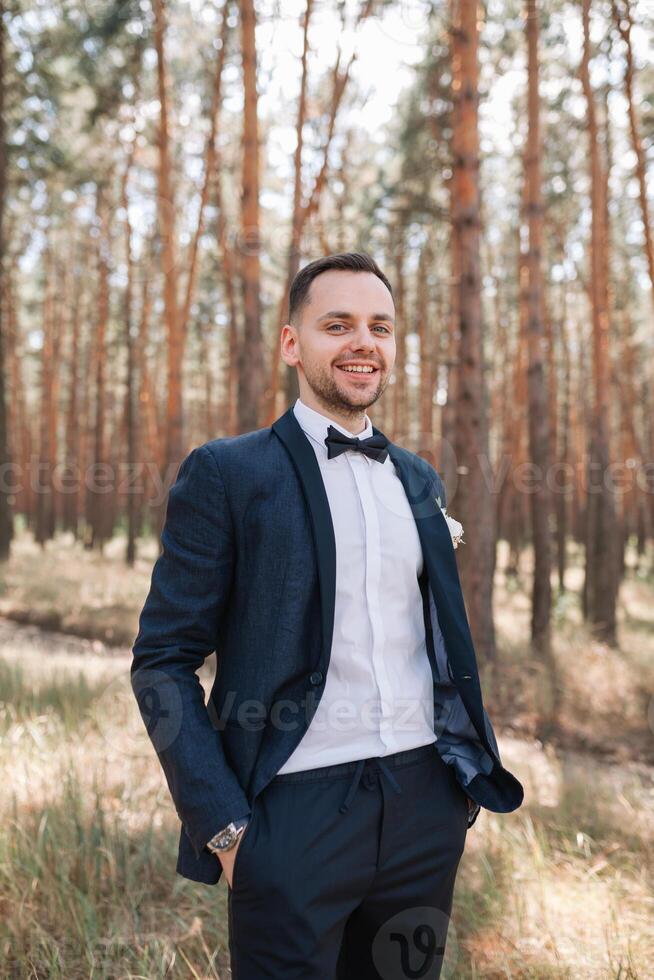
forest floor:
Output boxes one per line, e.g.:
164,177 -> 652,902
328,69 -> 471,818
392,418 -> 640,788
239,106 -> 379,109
0,529 -> 653,978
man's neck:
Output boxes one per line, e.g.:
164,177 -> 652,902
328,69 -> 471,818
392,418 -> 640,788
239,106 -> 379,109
298,394 -> 368,436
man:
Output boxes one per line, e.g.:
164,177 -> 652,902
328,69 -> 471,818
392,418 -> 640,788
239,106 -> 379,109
131,252 -> 524,979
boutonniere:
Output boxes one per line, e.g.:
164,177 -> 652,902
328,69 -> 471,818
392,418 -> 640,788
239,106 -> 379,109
435,495 -> 465,549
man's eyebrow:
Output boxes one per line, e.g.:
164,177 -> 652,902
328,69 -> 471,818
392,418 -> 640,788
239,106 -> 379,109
317,310 -> 395,324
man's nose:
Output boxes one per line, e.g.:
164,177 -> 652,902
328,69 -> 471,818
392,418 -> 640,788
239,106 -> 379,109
349,325 -> 376,350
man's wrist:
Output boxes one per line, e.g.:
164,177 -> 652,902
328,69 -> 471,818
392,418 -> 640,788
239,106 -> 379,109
205,816 -> 249,855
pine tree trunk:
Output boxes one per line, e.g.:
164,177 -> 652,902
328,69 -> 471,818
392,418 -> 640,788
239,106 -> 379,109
136,265 -> 161,534
417,242 -> 434,442
392,227 -> 408,442
86,188 -> 111,552
524,0 -> 553,661
506,226 -> 529,580
556,282 -> 572,591
210,153 -> 239,437
153,0 -> 183,473
62,270 -> 81,536
580,0 -> 619,645
442,186 -> 460,498
0,6 -> 12,560
450,0 -> 496,660
121,149 -> 138,566
238,0 -> 265,431
36,243 -> 57,546
612,0 -> 654,317
5,267 -> 31,529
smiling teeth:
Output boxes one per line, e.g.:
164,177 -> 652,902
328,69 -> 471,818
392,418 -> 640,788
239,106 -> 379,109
340,365 -> 375,373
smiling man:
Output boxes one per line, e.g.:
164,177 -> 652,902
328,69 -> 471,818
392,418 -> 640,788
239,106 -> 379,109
131,252 -> 524,979
282,262 -> 395,428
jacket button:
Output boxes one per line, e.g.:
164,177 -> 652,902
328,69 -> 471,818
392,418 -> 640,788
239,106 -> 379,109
309,671 -> 324,686
461,673 -> 472,680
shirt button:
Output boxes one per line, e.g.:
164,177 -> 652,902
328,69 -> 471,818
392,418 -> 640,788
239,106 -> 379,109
309,671 -> 324,686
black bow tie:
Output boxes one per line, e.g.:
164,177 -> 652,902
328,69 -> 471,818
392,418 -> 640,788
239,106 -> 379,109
324,425 -> 390,463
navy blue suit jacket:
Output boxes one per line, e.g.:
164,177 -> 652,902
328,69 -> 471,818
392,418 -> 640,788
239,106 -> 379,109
131,406 -> 524,885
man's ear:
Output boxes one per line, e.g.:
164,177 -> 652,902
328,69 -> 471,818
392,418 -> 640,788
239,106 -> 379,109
280,324 -> 299,367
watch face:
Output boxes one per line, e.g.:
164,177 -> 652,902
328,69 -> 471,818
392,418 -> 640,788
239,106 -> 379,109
209,824 -> 238,852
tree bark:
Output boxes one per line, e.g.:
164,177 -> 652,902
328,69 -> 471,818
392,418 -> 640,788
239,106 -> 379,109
579,0 -> 619,645
62,261 -> 82,537
449,0 -> 496,660
611,0 -> 654,317
392,225 -> 408,442
153,0 -> 183,472
36,242 -> 60,546
0,4 -> 12,559
417,240 -> 434,441
238,0 -> 265,431
121,143 -> 138,566
85,186 -> 112,552
524,0 -> 553,661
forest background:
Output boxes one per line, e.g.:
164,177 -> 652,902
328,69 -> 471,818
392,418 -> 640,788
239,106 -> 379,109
0,0 -> 653,977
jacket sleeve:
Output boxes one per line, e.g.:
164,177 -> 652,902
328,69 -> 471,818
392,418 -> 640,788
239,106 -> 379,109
131,444 -> 250,858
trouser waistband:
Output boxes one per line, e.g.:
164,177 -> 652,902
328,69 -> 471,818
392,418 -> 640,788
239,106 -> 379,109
273,741 -> 437,814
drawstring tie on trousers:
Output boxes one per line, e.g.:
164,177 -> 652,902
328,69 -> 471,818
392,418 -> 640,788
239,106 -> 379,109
339,757 -> 403,814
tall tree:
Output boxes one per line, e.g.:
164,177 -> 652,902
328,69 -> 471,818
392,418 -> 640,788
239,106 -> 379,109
121,141 -> 138,565
153,0 -> 182,472
85,184 -> 112,551
416,238 -> 434,440
524,0 -> 553,660
62,255 -> 82,537
579,0 -> 619,644
238,0 -> 265,431
0,1 -> 12,560
523,0 -> 560,732
449,0 -> 496,660
35,241 -> 60,546
611,0 -> 654,318
392,223 -> 408,441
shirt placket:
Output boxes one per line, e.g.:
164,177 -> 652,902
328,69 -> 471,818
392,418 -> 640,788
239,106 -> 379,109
346,453 -> 396,752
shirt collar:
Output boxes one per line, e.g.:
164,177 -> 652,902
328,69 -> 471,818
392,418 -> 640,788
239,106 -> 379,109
293,397 -> 373,458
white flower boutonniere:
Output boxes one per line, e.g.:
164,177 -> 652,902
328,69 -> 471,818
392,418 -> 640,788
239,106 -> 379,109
435,495 -> 465,549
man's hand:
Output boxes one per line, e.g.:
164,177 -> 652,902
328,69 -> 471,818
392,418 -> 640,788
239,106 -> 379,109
217,833 -> 244,889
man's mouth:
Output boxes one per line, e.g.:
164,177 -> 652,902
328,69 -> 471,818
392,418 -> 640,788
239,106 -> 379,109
335,364 -> 380,378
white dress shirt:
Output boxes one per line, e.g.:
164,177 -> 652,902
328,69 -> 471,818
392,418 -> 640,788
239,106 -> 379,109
277,397 -> 436,774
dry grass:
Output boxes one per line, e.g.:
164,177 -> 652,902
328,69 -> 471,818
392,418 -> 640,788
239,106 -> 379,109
0,627 -> 227,979
0,532 -> 652,977
491,539 -> 654,765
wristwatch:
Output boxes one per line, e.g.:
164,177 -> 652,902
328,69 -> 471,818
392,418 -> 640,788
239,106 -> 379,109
206,820 -> 247,855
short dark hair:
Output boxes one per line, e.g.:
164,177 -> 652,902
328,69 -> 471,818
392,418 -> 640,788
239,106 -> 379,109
288,252 -> 394,324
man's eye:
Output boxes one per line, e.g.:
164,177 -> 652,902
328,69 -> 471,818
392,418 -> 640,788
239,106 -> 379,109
327,323 -> 390,332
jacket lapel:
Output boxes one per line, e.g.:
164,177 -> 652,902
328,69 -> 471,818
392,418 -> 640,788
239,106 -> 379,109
383,437 -> 494,757
272,408 -> 336,675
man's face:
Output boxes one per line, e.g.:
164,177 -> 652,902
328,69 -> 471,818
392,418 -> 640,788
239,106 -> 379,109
281,270 -> 396,417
